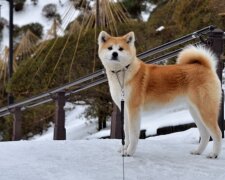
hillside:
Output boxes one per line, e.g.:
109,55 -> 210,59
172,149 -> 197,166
148,0 -> 225,36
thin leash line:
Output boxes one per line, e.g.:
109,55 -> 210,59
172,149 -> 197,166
122,147 -> 125,180
115,69 -> 125,90
114,69 -> 125,180
121,99 -> 125,180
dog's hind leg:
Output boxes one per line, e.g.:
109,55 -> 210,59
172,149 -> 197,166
200,109 -> 222,159
188,105 -> 210,155
200,110 -> 222,158
188,86 -> 222,158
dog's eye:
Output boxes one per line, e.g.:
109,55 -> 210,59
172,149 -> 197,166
119,47 -> 123,51
108,46 -> 112,50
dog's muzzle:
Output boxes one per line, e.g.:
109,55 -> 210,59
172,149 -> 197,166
111,52 -> 118,61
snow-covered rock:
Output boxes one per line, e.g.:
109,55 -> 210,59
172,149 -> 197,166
156,26 -> 165,32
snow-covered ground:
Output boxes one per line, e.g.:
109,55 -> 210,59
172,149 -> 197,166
0,128 -> 225,180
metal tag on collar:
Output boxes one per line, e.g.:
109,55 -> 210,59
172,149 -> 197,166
121,89 -> 125,101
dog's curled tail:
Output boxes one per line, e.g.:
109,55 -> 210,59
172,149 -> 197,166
177,45 -> 217,72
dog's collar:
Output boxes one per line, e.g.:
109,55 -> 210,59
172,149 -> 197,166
111,64 -> 130,74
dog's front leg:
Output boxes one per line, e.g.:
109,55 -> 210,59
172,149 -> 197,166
119,107 -> 130,154
124,108 -> 130,148
125,108 -> 141,156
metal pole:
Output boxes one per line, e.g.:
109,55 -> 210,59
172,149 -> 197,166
0,5 -> 2,18
96,0 -> 100,28
54,91 -> 66,140
8,0 -> 14,105
207,28 -> 225,138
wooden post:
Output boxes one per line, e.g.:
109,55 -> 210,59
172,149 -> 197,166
54,91 -> 66,140
110,103 -> 122,139
12,107 -> 22,141
98,114 -> 103,131
207,28 -> 225,138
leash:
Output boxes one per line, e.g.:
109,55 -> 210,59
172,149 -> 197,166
113,68 -> 126,147
121,98 -> 125,180
112,65 -> 129,180
115,73 -> 125,146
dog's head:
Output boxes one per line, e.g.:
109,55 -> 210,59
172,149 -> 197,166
98,31 -> 136,71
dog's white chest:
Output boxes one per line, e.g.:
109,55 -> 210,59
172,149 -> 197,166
107,73 -> 130,108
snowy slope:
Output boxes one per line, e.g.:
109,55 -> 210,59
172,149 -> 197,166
0,0 -> 78,49
32,104 -> 100,140
0,128 -> 225,180
32,102 -> 193,140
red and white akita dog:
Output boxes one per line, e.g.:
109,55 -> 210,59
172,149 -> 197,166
98,31 -> 222,158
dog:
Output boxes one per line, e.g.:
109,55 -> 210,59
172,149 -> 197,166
98,31 -> 222,158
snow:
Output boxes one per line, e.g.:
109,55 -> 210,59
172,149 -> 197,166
142,107 -> 193,136
141,2 -> 156,22
0,128 -> 225,180
32,104 -> 99,140
87,129 -> 110,139
0,26 -> 9,51
156,26 -> 165,32
33,101 -> 193,140
0,0 -> 79,49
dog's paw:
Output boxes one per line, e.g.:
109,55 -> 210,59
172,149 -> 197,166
124,146 -> 135,156
121,150 -> 131,157
190,149 -> 201,155
118,145 -> 128,153
207,153 -> 218,159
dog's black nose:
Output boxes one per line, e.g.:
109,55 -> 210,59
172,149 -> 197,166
112,52 -> 118,58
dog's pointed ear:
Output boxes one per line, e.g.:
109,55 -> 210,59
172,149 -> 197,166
124,31 -> 135,45
98,31 -> 111,45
